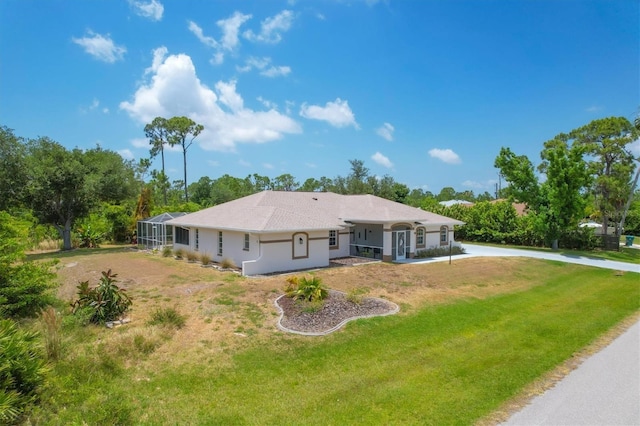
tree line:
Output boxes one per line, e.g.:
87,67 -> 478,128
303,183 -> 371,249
0,114 -> 639,254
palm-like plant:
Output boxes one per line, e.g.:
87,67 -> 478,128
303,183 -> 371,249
71,269 -> 132,324
286,275 -> 328,302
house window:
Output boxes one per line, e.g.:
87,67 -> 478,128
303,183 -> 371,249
329,230 -> 338,249
175,227 -> 189,245
195,229 -> 199,251
416,227 -> 425,247
244,233 -> 250,251
218,231 -> 223,255
440,226 -> 449,244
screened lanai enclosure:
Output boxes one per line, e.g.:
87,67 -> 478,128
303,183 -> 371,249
137,212 -> 187,250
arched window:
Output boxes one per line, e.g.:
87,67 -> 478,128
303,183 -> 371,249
440,226 -> 449,244
416,227 -> 425,247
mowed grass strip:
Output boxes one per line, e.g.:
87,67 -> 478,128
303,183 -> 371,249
37,262 -> 639,425
128,264 -> 639,425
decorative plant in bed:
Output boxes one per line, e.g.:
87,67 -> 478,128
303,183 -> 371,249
275,275 -> 399,335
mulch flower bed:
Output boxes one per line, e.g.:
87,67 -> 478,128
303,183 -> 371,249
275,290 -> 398,335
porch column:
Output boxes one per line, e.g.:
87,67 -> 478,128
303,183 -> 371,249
382,228 -> 393,262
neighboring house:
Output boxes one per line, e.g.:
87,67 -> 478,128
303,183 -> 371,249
579,221 -> 618,236
166,191 -> 464,276
439,199 -> 474,207
490,199 -> 528,216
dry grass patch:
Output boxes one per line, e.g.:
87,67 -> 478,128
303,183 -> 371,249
52,250 -> 568,359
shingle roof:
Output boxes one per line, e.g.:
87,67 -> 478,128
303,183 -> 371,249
166,191 -> 464,232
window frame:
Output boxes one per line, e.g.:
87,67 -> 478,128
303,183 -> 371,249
217,231 -> 223,255
243,233 -> 250,251
416,227 -> 425,248
329,230 -> 338,249
440,226 -> 449,245
175,226 -> 190,245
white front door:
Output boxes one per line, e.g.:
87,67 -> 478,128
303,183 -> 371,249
396,231 -> 406,260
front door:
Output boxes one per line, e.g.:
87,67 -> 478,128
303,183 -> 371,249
396,231 -> 406,260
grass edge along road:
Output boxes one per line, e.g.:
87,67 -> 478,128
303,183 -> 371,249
33,260 -> 639,425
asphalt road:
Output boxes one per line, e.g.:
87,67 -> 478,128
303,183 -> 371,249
398,243 -> 640,425
502,321 -> 640,426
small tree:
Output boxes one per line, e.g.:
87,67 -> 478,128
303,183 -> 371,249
0,212 -> 54,318
166,116 -> 204,203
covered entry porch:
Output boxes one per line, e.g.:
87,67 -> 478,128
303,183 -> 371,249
347,223 -> 413,261
347,221 -> 459,262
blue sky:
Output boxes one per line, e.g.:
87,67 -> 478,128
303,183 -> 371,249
1,0 -> 638,195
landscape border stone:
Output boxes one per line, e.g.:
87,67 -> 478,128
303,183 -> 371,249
274,291 -> 400,336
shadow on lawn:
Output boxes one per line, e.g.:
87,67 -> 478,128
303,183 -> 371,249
27,245 -> 135,261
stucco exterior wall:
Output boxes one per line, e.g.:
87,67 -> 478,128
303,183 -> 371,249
243,231 -> 331,276
328,231 -> 351,259
174,228 -> 260,267
421,228 -> 459,252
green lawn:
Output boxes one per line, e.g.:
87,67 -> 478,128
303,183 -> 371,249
32,260 -> 639,425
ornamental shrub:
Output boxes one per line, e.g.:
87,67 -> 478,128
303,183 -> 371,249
285,275 -> 328,302
0,319 -> 48,424
71,269 -> 132,324
0,212 -> 55,318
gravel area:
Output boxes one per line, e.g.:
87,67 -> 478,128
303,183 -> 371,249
275,290 -> 399,335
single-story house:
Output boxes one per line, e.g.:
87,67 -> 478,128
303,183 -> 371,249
166,191 -> 464,276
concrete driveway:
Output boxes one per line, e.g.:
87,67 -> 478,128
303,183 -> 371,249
397,243 -> 640,273
397,243 -> 640,425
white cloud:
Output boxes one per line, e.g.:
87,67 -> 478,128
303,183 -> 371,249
118,149 -> 135,160
72,30 -> 126,63
244,10 -> 294,43
129,0 -> 163,21
145,46 -> 168,75
188,21 -> 218,48
285,100 -> 295,115
462,180 -> 485,189
80,98 -> 109,114
239,159 -> 251,167
237,57 -> 291,77
305,162 -> 317,168
629,138 -> 640,157
376,122 -> 394,141
218,12 -> 252,50
263,163 -> 275,169
207,160 -> 219,167
188,13 -> 251,65
119,49 -> 302,152
586,105 -> 602,113
428,148 -> 461,164
257,96 -> 277,109
215,80 -> 243,112
261,65 -> 291,78
300,98 -> 358,129
131,138 -> 148,148
371,152 -> 393,168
